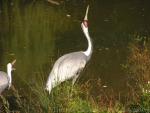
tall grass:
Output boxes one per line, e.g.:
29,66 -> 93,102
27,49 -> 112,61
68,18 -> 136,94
127,36 -> 150,82
126,35 -> 150,112
0,75 -> 126,113
28,73 -> 97,113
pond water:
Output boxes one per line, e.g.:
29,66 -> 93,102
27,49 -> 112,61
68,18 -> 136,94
0,0 -> 150,96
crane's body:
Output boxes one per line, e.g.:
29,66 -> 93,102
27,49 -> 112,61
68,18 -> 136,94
0,60 -> 16,94
46,6 -> 92,94
0,71 -> 9,94
46,52 -> 87,92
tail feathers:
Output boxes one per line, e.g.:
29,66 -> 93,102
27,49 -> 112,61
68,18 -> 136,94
45,81 -> 52,94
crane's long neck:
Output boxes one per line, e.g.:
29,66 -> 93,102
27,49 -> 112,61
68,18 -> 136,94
83,28 -> 93,59
7,65 -> 12,87
82,5 -> 92,60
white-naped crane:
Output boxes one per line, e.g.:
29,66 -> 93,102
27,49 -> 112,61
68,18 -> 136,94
0,60 -> 16,94
45,6 -> 93,94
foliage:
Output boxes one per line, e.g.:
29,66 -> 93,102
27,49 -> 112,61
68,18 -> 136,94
126,35 -> 150,113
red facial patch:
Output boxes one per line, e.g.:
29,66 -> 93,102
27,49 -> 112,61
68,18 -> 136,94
83,20 -> 88,28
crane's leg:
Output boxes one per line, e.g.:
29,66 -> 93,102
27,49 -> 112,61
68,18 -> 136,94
69,75 -> 79,98
72,75 -> 79,86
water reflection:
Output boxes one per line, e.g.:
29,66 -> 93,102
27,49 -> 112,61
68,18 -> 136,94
0,1 -> 72,89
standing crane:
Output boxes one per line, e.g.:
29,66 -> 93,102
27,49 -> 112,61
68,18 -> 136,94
0,60 -> 16,94
45,6 -> 92,94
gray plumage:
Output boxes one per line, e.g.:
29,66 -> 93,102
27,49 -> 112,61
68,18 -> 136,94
0,71 -> 9,94
0,60 -> 16,94
46,49 -> 91,94
48,51 -> 87,87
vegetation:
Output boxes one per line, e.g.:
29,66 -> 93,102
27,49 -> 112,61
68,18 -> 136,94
125,35 -> 150,113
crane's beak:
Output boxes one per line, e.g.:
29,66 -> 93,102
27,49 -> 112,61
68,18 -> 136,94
82,5 -> 89,28
84,5 -> 89,21
11,59 -> 16,65
11,59 -> 16,70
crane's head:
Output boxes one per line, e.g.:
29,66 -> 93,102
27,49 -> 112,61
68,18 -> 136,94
7,59 -> 16,88
81,5 -> 89,33
7,59 -> 16,72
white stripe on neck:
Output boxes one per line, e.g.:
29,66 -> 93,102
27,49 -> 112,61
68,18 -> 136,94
82,25 -> 92,57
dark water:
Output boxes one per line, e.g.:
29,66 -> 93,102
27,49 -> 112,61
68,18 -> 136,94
0,0 -> 150,96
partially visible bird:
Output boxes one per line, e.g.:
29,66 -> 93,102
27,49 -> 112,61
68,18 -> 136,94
46,5 -> 93,94
0,60 -> 16,94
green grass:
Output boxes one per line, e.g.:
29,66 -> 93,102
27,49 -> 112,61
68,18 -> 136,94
28,76 -> 97,113
0,77 -> 125,113
0,72 -> 149,113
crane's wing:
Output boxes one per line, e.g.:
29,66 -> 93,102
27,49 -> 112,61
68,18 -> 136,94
0,71 -> 8,94
56,52 -> 87,82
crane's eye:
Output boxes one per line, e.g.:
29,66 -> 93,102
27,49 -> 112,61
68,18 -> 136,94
83,20 -> 88,28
